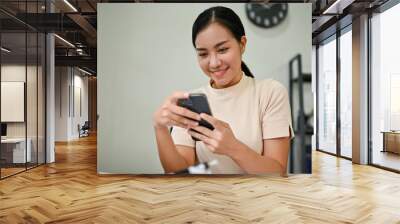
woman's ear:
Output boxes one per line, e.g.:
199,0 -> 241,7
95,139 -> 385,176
240,36 -> 247,54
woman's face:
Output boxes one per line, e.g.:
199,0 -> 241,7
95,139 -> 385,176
195,22 -> 246,89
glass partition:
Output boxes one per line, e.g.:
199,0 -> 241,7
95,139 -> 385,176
1,31 -> 28,177
38,32 -> 45,165
317,35 -> 337,155
27,31 -> 38,169
0,1 -> 46,179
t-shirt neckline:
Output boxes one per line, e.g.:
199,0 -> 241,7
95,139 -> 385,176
205,72 -> 249,99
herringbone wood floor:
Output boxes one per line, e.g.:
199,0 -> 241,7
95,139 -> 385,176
1,134 -> 400,223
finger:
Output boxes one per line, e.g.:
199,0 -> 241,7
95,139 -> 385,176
199,113 -> 219,127
187,130 -> 213,144
170,104 -> 201,121
203,142 -> 216,153
168,120 -> 188,129
187,130 -> 205,141
190,125 -> 214,138
188,130 -> 218,153
168,112 -> 199,127
170,91 -> 189,103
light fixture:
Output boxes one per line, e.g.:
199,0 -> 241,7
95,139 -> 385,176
76,48 -> 85,55
322,0 -> 354,15
1,47 -> 11,53
63,0 -> 78,12
78,67 -> 93,76
323,0 -> 343,14
54,34 -> 75,48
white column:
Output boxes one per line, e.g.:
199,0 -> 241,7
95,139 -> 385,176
45,0 -> 56,163
352,14 -> 369,164
46,33 -> 55,163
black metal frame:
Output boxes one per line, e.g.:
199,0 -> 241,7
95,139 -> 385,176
289,54 -> 312,173
316,45 -> 319,152
0,22 -> 2,179
336,28 -> 341,158
315,23 -> 353,162
367,11 -> 372,166
0,0 -> 47,180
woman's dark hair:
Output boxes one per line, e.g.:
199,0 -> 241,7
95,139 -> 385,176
192,6 -> 254,78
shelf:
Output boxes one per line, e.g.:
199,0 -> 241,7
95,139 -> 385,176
291,73 -> 312,83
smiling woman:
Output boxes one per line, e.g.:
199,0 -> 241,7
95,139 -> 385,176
153,6 -> 294,175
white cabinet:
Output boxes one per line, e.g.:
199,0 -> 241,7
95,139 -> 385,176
1,138 -> 32,163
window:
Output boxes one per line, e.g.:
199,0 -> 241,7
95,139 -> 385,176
370,2 -> 400,171
317,36 -> 337,154
339,28 -> 352,158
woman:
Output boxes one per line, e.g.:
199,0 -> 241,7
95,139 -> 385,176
153,6 -> 294,175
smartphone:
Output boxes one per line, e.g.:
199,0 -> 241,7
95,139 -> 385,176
177,93 -> 214,141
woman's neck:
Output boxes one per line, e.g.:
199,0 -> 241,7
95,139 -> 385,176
211,71 -> 243,89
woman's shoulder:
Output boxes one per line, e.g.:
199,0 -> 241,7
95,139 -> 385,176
253,78 -> 287,95
252,78 -> 289,111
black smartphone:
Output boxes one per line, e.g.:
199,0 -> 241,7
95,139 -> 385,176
177,93 -> 214,141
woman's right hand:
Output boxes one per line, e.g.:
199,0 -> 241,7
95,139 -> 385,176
153,91 -> 201,129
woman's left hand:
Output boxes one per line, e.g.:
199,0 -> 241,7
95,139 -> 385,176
187,113 -> 241,156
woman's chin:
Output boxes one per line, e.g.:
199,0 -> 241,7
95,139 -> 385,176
212,79 -> 230,88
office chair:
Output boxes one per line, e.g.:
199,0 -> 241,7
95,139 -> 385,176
79,121 -> 90,138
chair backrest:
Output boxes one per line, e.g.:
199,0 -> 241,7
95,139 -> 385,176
82,121 -> 90,129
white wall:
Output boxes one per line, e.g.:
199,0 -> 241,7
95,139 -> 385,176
72,73 -> 89,138
1,64 -> 46,164
55,67 -> 89,141
1,65 -> 38,137
1,66 -> 26,127
98,3 -> 311,174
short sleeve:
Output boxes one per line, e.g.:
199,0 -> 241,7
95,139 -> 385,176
170,126 -> 196,148
261,81 -> 295,139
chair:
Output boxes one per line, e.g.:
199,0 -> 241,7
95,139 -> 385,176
79,121 -> 90,138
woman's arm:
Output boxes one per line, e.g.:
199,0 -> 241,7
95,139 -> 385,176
188,113 -> 290,175
228,137 -> 290,175
153,91 -> 201,173
154,125 -> 196,173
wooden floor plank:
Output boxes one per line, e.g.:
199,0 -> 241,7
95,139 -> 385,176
0,134 -> 399,223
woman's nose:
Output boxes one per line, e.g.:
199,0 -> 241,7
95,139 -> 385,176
209,53 -> 222,68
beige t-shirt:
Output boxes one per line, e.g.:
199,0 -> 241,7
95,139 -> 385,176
171,74 -> 294,174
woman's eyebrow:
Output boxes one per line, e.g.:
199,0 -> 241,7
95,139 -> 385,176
196,40 -> 229,51
214,40 -> 228,48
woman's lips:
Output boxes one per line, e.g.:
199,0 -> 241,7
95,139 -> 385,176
212,67 -> 228,78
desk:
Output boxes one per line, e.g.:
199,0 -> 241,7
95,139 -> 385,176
1,138 -> 32,163
381,131 -> 400,154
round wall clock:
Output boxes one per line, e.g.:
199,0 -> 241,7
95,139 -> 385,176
245,3 -> 288,29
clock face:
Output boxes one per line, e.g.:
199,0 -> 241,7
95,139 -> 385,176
245,3 -> 288,29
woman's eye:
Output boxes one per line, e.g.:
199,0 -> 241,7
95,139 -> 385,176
198,53 -> 208,57
218,48 -> 228,53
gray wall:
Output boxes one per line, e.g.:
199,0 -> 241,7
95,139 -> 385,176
98,3 -> 311,174
55,67 -> 89,141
